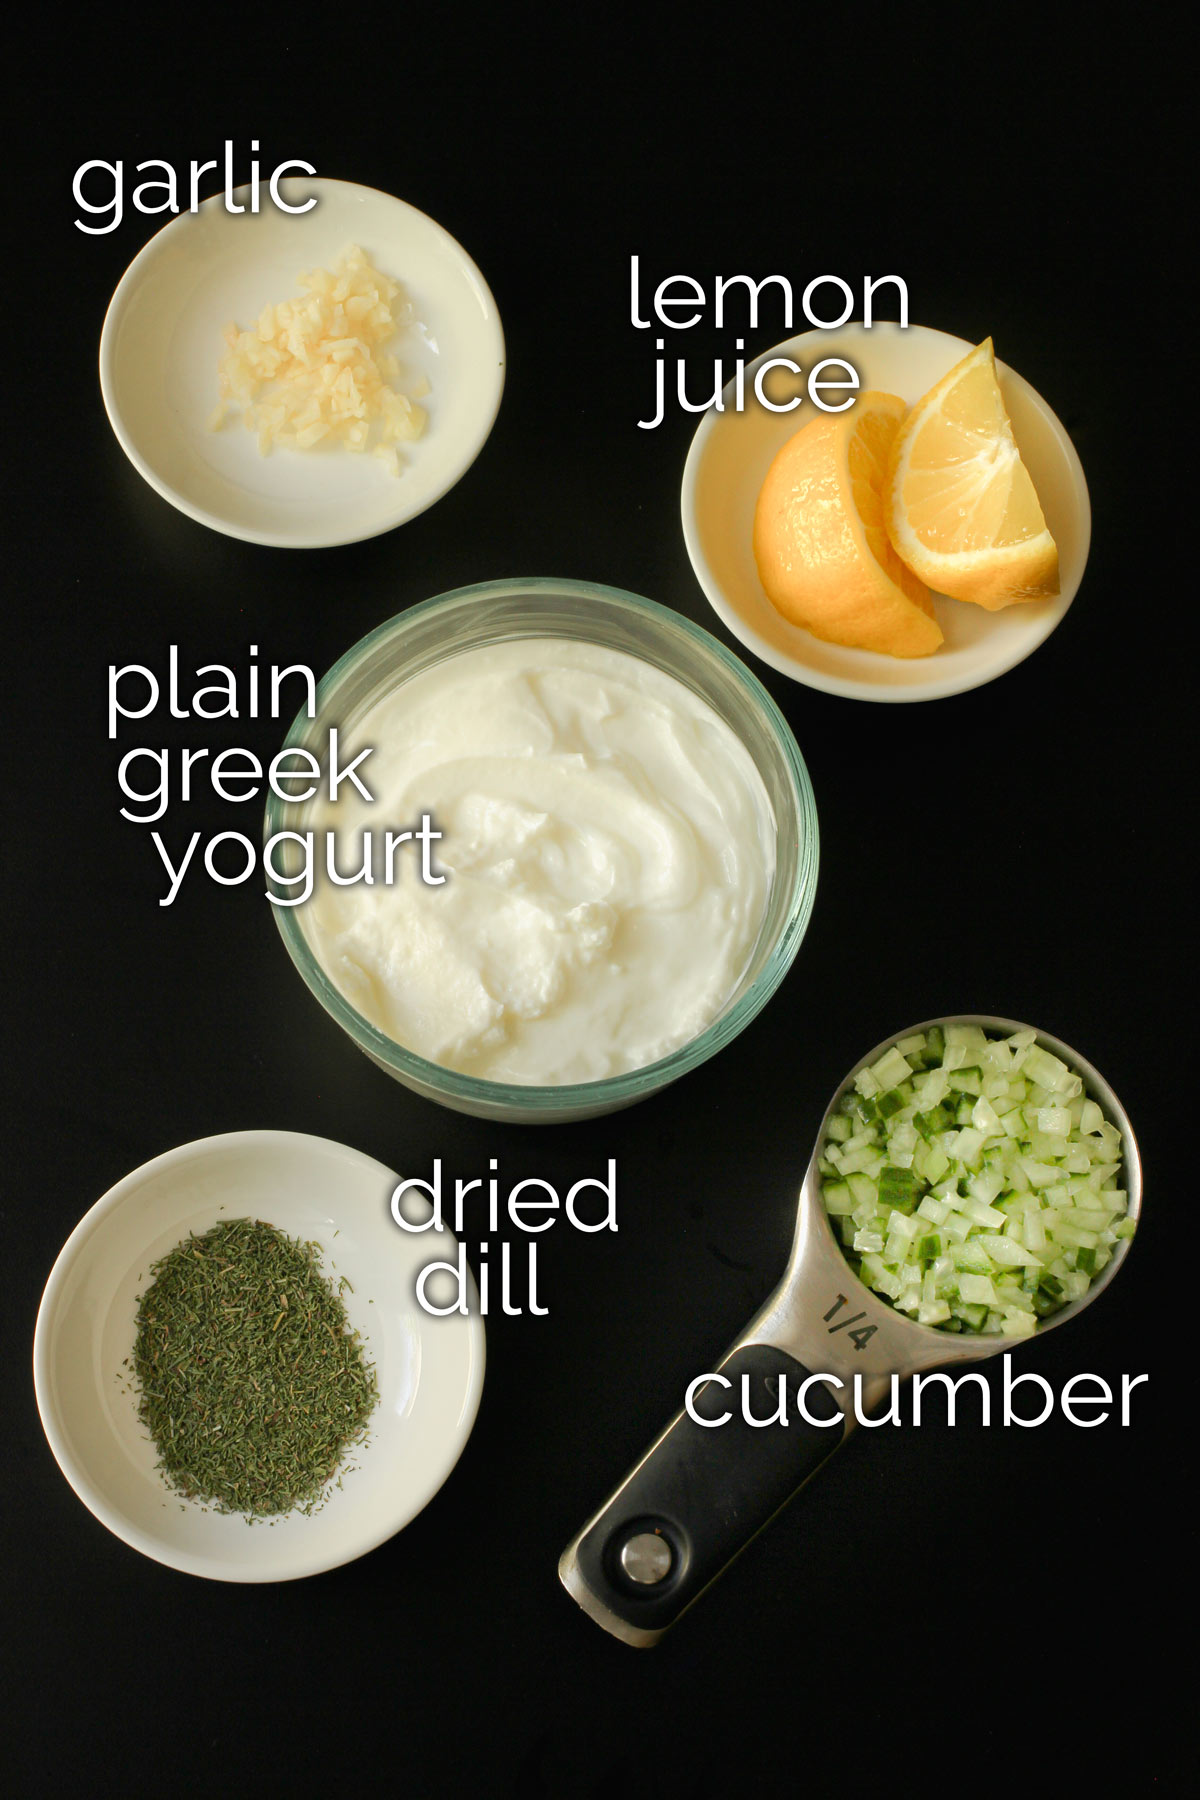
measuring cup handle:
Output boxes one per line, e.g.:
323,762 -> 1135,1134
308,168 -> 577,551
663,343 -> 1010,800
560,1343 -> 846,1644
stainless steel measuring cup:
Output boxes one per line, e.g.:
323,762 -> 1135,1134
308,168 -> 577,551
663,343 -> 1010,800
559,1015 -> 1142,1647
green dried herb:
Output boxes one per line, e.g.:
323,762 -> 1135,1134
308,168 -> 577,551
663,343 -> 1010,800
131,1217 -> 378,1518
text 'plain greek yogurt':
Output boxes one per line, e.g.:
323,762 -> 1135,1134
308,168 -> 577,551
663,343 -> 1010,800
301,638 -> 777,1085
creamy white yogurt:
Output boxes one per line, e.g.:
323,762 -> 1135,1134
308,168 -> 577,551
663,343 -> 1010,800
301,637 -> 776,1085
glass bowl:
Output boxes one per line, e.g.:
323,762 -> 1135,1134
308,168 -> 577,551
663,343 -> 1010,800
264,579 -> 819,1122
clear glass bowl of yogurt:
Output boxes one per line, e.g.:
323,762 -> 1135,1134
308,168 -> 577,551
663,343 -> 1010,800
265,579 -> 818,1122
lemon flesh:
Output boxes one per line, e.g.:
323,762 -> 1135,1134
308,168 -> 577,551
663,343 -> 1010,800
885,339 -> 1058,610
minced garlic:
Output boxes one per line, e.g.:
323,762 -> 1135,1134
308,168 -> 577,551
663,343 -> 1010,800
210,244 -> 428,475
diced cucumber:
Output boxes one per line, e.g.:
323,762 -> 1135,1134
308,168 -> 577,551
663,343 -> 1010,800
872,1047 -> 914,1091
823,1181 -> 854,1216
878,1165 -> 922,1213
819,1026 -> 1132,1336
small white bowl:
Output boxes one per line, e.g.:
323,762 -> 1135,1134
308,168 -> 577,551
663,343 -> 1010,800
99,178 -> 505,548
33,1131 -> 485,1581
681,322 -> 1090,703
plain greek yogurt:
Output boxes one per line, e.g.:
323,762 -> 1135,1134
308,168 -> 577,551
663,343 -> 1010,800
301,637 -> 776,1085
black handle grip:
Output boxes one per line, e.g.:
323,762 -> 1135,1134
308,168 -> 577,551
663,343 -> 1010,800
573,1344 -> 845,1637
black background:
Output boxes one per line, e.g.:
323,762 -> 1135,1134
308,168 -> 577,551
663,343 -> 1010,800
5,17 -> 1183,1796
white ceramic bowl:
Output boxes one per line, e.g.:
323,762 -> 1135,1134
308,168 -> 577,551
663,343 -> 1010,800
681,322 -> 1090,703
99,178 -> 505,548
33,1131 -> 485,1581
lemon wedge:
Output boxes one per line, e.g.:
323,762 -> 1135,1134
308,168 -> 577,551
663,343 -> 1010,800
753,392 -> 943,658
885,339 -> 1058,610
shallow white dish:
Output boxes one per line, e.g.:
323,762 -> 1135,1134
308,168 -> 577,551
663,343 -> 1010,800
100,178 -> 505,548
681,322 -> 1090,703
33,1130 -> 485,1581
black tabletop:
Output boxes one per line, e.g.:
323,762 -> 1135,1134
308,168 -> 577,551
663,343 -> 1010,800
5,18 -> 1183,1796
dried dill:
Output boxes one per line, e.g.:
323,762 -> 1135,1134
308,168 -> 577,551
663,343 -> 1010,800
131,1218 -> 378,1518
